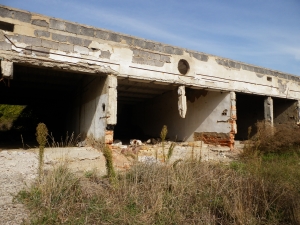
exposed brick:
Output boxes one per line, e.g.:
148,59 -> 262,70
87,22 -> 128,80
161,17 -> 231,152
153,44 -> 163,52
193,52 -> 208,62
0,8 -> 13,18
154,59 -> 164,67
23,36 -> 41,46
32,46 -> 49,57
41,39 -> 58,49
95,30 -> 109,40
52,33 -> 68,42
108,33 -> 121,42
49,19 -> 65,31
235,63 -> 241,69
132,56 -> 145,64
266,70 -> 273,76
138,50 -> 149,58
7,34 -> 23,43
160,55 -> 170,63
144,59 -> 154,66
0,41 -> 11,51
65,22 -> 80,34
133,39 -> 145,48
32,19 -> 49,27
144,42 -> 155,50
68,36 -> 83,45
14,11 -> 32,23
149,53 -> 160,61
132,49 -> 140,56
80,26 -> 94,37
34,30 -> 50,38
82,39 -> 92,47
74,45 -> 89,55
121,35 -> 133,45
100,50 -> 111,59
229,61 -> 235,68
174,48 -> 183,55
58,43 -> 73,52
201,55 -> 209,62
163,46 -> 174,54
192,53 -> 203,61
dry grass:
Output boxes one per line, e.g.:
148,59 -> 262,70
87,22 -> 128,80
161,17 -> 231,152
243,121 -> 300,154
17,153 -> 300,224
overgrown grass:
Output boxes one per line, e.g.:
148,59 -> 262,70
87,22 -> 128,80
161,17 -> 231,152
17,150 -> 300,224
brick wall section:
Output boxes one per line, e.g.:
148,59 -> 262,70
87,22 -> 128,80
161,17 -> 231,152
0,5 -> 299,82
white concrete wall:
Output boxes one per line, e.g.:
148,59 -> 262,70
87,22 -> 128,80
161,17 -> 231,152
132,89 -> 231,141
77,76 -> 107,140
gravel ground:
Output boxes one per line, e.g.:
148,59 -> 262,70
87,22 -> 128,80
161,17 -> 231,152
0,150 -> 37,224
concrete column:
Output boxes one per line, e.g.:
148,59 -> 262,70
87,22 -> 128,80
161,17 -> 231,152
229,91 -> 237,150
264,96 -> 273,126
297,100 -> 300,125
106,75 -> 117,125
1,61 -> 13,78
105,75 -> 117,144
178,86 -> 187,118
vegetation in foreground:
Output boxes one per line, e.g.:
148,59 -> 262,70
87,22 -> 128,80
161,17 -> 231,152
17,155 -> 300,224
16,122 -> 300,224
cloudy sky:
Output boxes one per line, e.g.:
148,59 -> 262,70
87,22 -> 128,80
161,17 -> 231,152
2,0 -> 300,75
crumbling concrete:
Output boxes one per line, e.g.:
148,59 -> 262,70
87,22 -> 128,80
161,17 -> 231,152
0,4 -> 299,147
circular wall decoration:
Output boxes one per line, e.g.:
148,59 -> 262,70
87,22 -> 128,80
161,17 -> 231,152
178,59 -> 190,75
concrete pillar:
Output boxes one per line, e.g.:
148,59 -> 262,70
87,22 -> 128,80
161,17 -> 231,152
178,86 -> 187,118
106,75 -> 117,125
1,61 -> 13,78
264,96 -> 273,126
229,92 -> 237,150
105,75 -> 117,144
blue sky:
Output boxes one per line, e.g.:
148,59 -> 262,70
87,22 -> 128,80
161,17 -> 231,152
1,0 -> 300,75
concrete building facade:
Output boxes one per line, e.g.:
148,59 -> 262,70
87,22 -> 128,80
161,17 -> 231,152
0,5 -> 299,149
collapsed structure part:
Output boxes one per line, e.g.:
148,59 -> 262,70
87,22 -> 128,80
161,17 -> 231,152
0,4 -> 299,149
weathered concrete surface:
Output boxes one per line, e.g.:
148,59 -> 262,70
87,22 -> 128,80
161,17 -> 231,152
0,4 -> 300,146
0,4 -> 300,100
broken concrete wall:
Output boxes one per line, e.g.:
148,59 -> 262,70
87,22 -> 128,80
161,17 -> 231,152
131,89 -> 231,142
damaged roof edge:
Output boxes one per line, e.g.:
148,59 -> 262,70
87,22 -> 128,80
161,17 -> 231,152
0,4 -> 298,81
0,50 -> 119,76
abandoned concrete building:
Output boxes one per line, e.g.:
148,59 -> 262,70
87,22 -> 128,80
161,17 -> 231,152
0,5 -> 300,149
